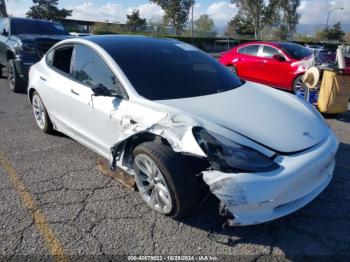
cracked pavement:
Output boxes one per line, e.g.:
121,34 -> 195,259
0,78 -> 350,260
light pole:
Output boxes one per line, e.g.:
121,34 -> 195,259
325,7 -> 344,40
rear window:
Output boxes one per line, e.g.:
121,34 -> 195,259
279,43 -> 312,60
238,45 -> 259,56
11,19 -> 68,35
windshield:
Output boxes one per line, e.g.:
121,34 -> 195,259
11,19 -> 68,35
101,38 -> 243,100
279,43 -> 313,60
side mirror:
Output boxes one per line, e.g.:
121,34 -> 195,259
272,54 -> 285,62
91,83 -> 112,97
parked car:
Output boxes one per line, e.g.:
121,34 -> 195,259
219,41 -> 314,93
305,44 -> 325,52
28,36 -> 338,225
0,17 -> 70,92
69,32 -> 92,37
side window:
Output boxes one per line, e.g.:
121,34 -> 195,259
46,50 -> 54,66
239,45 -> 259,56
51,46 -> 74,74
261,45 -> 279,58
72,44 -> 124,96
237,47 -> 246,54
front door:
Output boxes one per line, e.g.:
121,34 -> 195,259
68,44 -> 127,157
257,45 -> 291,89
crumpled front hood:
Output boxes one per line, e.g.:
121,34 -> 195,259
157,82 -> 329,154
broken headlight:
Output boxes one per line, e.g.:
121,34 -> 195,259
193,127 -> 279,173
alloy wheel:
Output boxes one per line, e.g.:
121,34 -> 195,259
134,154 -> 173,214
8,64 -> 15,88
32,95 -> 46,130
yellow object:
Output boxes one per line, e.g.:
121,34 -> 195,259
318,70 -> 350,114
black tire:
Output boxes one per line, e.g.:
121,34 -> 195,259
227,65 -> 237,74
133,142 -> 200,218
292,75 -> 304,94
8,59 -> 25,93
31,91 -> 53,134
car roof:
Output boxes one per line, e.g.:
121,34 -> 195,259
83,34 -> 178,47
239,41 -> 302,48
7,17 -> 62,24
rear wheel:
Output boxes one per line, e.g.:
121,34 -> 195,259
293,75 -> 304,94
32,91 -> 53,134
7,59 -> 25,93
133,142 -> 200,218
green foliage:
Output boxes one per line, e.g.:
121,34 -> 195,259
278,0 -> 300,40
195,14 -> 216,37
126,9 -> 147,32
313,23 -> 345,42
26,0 -> 72,20
225,14 -> 255,38
0,0 -> 7,17
93,22 -> 125,35
231,0 -> 280,39
326,22 -> 345,42
150,0 -> 194,35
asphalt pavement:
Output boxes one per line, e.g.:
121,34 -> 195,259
1,77 -> 350,260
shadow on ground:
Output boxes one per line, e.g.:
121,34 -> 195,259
180,142 -> 350,258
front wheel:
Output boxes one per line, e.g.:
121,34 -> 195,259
293,75 -> 304,94
133,142 -> 200,218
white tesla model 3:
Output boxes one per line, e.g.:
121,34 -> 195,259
28,35 -> 338,225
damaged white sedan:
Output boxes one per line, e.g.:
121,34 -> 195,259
28,35 -> 339,225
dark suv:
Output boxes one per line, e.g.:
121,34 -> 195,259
0,17 -> 70,92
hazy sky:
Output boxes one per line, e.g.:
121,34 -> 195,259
6,0 -> 350,30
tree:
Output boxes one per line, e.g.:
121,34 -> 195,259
225,14 -> 255,38
26,0 -> 72,21
126,9 -> 147,32
315,23 -> 345,42
279,0 -> 300,40
345,32 -> 350,44
195,14 -> 216,37
231,0 -> 280,39
150,0 -> 194,35
0,0 -> 7,17
326,22 -> 345,42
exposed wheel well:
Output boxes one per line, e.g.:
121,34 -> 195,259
113,132 -> 209,175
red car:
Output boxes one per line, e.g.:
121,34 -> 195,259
219,41 -> 314,93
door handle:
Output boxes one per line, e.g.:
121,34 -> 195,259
40,76 -> 47,81
71,89 -> 79,96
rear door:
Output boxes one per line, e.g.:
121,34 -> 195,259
235,44 -> 261,82
38,45 -> 74,134
68,44 -> 127,157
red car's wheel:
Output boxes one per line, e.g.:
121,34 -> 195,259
227,65 -> 237,74
293,75 -> 304,94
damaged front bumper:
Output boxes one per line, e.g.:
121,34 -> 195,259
202,132 -> 339,226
